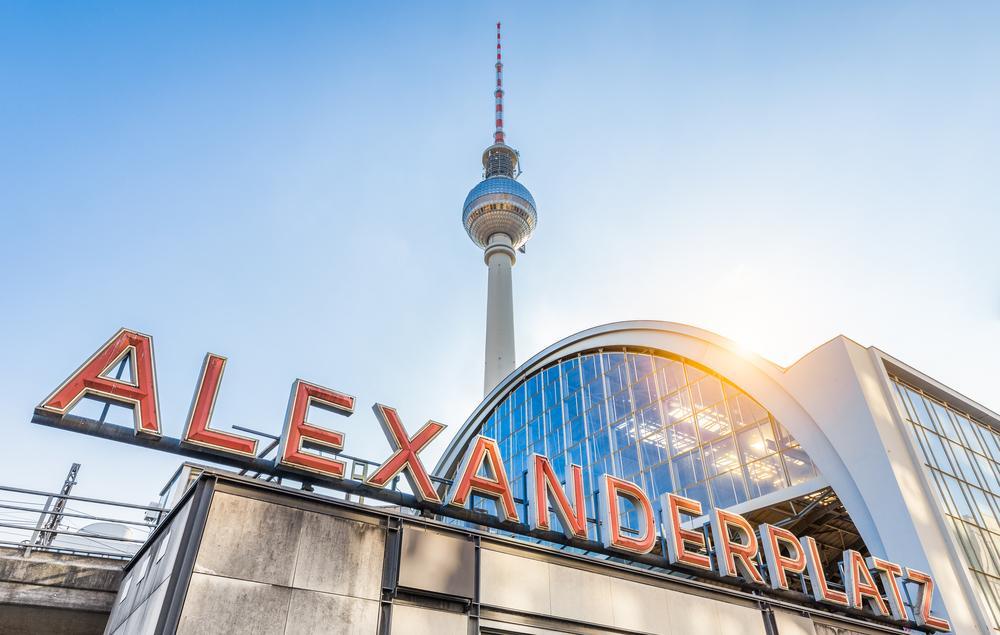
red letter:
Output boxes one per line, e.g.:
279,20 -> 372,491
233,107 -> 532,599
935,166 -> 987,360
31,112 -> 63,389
843,549 -> 889,616
446,436 -> 519,522
526,454 -> 587,539
366,404 -> 445,503
598,474 -> 655,554
277,379 -> 355,478
759,523 -> 807,591
182,354 -> 258,457
710,509 -> 764,584
661,493 -> 712,571
800,536 -> 849,607
905,568 -> 952,632
39,328 -> 160,436
866,557 -> 907,621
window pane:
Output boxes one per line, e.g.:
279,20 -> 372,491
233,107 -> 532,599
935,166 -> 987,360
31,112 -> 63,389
704,436 -> 740,478
585,404 -> 606,432
744,455 -> 786,498
685,365 -> 707,384
639,431 -> 668,468
674,450 -> 705,490
684,482 -> 711,511
546,427 -> 565,457
951,442 -> 984,488
544,380 -> 561,411
895,383 -> 918,422
605,361 -> 628,394
657,359 -> 686,395
921,428 -> 954,473
611,390 -> 632,421
581,354 -> 600,384
630,353 -> 654,381
583,378 -> 603,407
692,376 -> 724,411
591,427 -> 611,459
696,402 -> 732,442
734,393 -> 768,427
635,402 -> 663,437
737,424 -> 768,462
710,470 -> 747,509
943,474 -> 975,520
561,358 -> 581,395
662,390 -> 693,426
969,486 -> 1000,533
633,374 -> 657,410
906,389 -> 937,430
773,420 -> 799,450
976,454 -> 1000,493
569,416 -> 587,446
617,446 -> 641,478
649,462 -> 674,498
667,418 -> 698,456
980,429 -> 1000,462
564,391 -> 582,421
955,413 -> 987,455
611,417 -> 636,453
527,373 -> 540,396
783,448 -> 818,485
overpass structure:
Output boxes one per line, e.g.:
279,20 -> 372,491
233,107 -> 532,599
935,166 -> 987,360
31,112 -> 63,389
0,472 -> 162,634
0,546 -> 122,634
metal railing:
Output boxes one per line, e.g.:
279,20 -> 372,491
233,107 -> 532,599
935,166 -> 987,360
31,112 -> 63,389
0,483 -> 165,560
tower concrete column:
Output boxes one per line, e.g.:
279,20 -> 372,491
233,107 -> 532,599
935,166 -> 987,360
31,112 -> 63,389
483,234 -> 516,395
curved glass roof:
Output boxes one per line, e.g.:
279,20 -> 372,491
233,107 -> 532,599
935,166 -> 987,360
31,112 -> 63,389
472,348 -> 819,538
463,176 -> 537,219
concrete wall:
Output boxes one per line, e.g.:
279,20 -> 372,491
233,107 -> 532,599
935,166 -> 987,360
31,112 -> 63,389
99,472 -> 913,635
178,491 -> 385,634
105,493 -> 192,635
0,547 -> 122,635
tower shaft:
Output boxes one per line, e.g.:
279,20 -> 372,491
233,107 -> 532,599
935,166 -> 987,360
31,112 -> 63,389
483,235 -> 516,395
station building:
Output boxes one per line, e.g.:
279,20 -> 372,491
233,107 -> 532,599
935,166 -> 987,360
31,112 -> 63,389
434,321 -> 1000,635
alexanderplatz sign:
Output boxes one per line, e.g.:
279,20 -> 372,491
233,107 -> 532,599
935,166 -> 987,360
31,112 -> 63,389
32,328 -> 951,633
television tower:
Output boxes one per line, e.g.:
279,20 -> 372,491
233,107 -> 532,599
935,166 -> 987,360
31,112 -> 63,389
463,22 -> 538,396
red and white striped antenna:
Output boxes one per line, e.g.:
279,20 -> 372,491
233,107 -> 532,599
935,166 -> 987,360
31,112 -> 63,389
494,21 -> 505,145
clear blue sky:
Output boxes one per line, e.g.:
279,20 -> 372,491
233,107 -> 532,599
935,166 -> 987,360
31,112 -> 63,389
2,2 -> 998,506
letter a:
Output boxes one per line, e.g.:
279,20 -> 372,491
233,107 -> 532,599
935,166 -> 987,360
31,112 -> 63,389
39,328 -> 161,436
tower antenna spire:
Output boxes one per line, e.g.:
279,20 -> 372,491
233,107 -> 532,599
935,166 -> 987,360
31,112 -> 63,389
494,21 -> 505,145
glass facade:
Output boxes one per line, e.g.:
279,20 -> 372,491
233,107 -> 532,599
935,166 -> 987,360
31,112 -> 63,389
893,378 -> 1000,629
475,349 -> 819,538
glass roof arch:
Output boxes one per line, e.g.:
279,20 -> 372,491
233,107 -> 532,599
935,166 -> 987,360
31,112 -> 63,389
433,321 -> 878,545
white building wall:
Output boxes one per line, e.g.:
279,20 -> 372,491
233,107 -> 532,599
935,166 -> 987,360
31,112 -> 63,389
778,336 -> 992,634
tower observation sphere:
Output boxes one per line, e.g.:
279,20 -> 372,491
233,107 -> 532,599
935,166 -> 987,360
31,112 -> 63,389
465,22 -> 537,396
462,163 -> 537,251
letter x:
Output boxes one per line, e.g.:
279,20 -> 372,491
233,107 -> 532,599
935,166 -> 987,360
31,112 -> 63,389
367,404 -> 445,502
